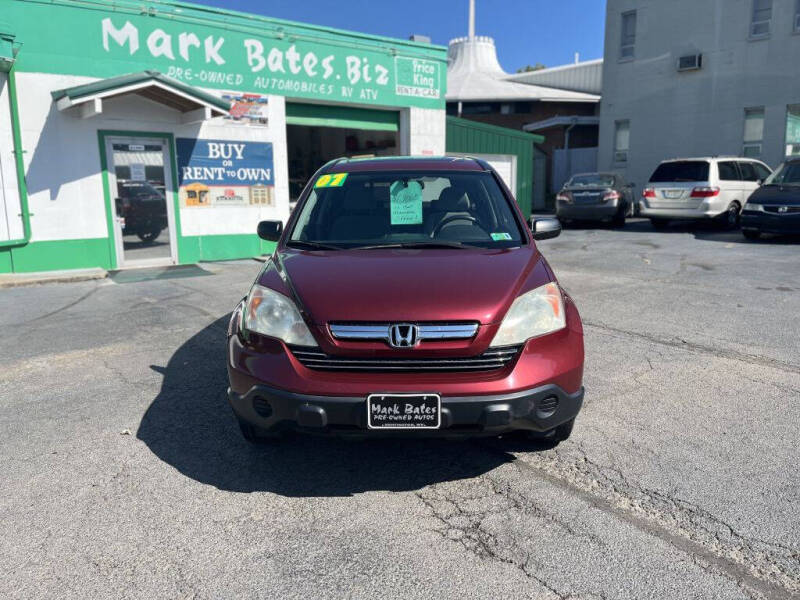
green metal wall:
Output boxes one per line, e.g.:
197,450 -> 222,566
445,116 -> 543,217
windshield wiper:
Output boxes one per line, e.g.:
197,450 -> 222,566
286,240 -> 343,251
351,241 -> 477,250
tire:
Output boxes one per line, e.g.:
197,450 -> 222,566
650,218 -> 669,230
137,228 -> 161,243
720,202 -> 741,229
743,229 -> 761,240
238,420 -> 282,444
611,210 -> 626,228
523,417 -> 576,446
553,418 -> 575,443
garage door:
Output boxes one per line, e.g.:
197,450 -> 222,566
449,153 -> 517,193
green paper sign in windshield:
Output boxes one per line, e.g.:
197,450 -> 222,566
390,180 -> 423,225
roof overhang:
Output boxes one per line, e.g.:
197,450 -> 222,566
523,116 -> 600,132
51,70 -> 230,121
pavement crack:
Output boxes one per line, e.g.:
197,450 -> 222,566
20,285 -> 99,325
584,320 -> 800,375
509,444 -> 800,598
415,475 -> 606,600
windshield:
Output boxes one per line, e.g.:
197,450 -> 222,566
764,162 -> 800,186
288,170 -> 526,249
649,161 -> 710,183
567,174 -> 615,187
118,182 -> 162,199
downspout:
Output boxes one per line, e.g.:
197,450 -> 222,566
0,39 -> 30,250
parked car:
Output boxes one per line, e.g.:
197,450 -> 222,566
556,172 -> 635,226
741,158 -> 800,240
640,157 -> 772,229
227,157 -> 584,443
115,181 -> 168,243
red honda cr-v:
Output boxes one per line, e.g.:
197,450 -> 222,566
227,157 -> 584,443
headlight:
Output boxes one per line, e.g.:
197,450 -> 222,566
490,282 -> 566,347
745,202 -> 764,211
243,284 -> 318,347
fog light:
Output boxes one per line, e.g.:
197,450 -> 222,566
253,396 -> 273,418
536,395 -> 559,419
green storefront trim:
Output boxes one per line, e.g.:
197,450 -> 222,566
446,116 -> 544,218
180,234 -> 276,263
0,238 -> 112,273
0,235 -> 275,273
6,0 -> 447,110
286,102 -> 399,131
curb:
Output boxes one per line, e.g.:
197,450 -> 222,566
0,268 -> 108,289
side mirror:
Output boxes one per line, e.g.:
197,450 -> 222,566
257,220 -> 283,242
529,217 -> 562,241
627,182 -> 636,188
756,178 -> 764,186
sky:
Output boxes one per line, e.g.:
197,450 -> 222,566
188,0 -> 607,73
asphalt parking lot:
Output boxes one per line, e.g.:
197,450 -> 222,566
1,219 -> 798,600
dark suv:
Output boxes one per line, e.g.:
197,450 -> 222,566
227,157 -> 584,443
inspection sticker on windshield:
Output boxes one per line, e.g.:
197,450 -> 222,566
390,180 -> 423,225
491,232 -> 512,241
314,173 -> 348,188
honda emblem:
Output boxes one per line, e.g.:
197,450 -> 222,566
388,324 -> 419,348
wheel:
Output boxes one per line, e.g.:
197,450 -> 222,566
742,229 -> 761,240
720,202 -> 741,229
238,419 -> 282,444
553,418 -> 575,442
650,218 -> 669,230
137,228 -> 161,243
523,418 -> 576,446
611,210 -> 626,228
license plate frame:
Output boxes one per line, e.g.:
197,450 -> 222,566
366,393 -> 442,430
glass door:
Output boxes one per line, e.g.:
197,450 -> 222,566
104,136 -> 176,267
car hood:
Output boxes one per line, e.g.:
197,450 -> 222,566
749,185 -> 800,205
267,247 -> 550,325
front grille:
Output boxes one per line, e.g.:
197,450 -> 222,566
764,206 -> 800,214
289,345 -> 521,372
330,322 -> 479,342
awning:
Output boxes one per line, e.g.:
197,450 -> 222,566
51,70 -> 230,121
523,116 -> 599,132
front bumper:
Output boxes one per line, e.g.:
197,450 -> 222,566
228,383 -> 584,437
227,293 -> 584,437
741,210 -> 800,234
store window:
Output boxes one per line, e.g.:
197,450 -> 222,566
750,0 -> 772,38
614,120 -> 630,163
620,11 -> 636,60
743,107 -> 764,157
786,104 -> 800,156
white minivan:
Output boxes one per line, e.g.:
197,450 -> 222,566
640,157 -> 772,229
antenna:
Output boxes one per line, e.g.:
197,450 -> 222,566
469,0 -> 476,38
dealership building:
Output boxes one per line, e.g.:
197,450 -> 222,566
0,0 -> 447,273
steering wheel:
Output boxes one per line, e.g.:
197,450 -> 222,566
431,214 -> 481,237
